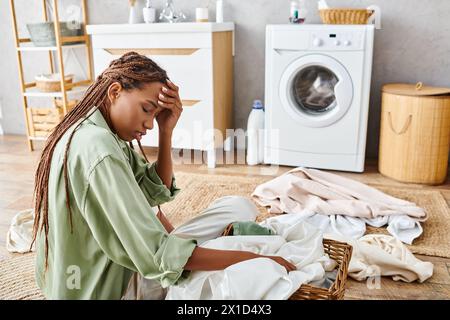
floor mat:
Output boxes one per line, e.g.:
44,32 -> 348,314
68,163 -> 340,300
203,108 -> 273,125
0,253 -> 44,300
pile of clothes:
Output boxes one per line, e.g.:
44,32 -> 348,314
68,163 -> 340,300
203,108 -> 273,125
252,167 -> 427,245
166,167 -> 433,299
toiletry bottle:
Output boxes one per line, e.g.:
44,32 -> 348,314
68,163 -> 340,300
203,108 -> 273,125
143,0 -> 156,23
247,100 -> 265,166
289,0 -> 307,24
196,7 -> 209,22
128,0 -> 138,24
216,0 -> 224,23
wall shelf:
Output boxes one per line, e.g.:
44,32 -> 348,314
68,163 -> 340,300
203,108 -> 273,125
23,85 -> 90,97
9,0 -> 93,151
16,43 -> 87,52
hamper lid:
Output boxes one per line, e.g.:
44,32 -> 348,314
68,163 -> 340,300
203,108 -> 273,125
382,82 -> 450,96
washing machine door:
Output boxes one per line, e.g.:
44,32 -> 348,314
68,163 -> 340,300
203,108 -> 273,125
279,54 -> 353,128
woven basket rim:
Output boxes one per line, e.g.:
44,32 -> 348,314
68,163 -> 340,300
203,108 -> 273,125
290,238 -> 352,300
35,73 -> 74,82
319,8 -> 374,13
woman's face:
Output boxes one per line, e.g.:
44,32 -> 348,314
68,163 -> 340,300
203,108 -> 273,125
107,81 -> 164,142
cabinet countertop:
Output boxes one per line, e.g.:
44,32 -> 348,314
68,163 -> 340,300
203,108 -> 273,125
86,22 -> 235,35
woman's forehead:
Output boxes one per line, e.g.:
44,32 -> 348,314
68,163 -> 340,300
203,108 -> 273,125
136,82 -> 163,98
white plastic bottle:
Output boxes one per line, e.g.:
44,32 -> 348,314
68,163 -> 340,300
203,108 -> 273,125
143,0 -> 156,23
128,0 -> 139,24
216,0 -> 224,23
246,100 -> 265,166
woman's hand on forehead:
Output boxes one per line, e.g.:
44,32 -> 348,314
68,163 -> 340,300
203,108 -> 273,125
158,80 -> 182,110
155,79 -> 183,133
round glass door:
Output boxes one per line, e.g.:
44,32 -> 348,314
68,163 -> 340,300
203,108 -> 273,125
292,66 -> 338,115
279,54 -> 353,128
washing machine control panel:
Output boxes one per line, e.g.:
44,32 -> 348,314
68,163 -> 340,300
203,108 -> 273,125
310,30 -> 363,50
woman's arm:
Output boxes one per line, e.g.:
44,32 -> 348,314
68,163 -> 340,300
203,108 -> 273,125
156,207 -> 174,233
155,80 -> 182,190
155,131 -> 174,190
184,247 -> 297,273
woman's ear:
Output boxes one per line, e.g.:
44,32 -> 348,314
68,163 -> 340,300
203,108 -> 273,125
107,82 -> 123,104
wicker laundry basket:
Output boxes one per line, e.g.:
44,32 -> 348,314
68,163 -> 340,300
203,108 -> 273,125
379,83 -> 450,185
289,239 -> 352,300
35,73 -> 73,92
319,9 -> 373,24
222,225 -> 353,300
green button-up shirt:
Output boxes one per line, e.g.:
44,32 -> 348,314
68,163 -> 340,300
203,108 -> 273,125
35,108 -> 197,300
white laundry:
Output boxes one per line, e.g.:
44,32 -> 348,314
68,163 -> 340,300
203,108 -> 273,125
324,233 -> 433,283
166,217 -> 334,300
6,209 -> 35,253
251,167 -> 427,244
363,215 -> 389,227
386,215 -> 423,245
329,215 -> 366,239
363,215 -> 422,245
261,214 -> 433,283
297,213 -> 421,245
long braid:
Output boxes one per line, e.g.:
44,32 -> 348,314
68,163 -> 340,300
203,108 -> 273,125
137,141 -> 150,163
128,140 -> 149,162
31,52 -> 168,269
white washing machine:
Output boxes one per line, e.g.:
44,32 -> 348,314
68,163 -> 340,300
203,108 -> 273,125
264,24 -> 374,172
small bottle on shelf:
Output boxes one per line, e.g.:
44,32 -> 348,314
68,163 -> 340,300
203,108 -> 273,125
289,0 -> 307,24
143,0 -> 156,23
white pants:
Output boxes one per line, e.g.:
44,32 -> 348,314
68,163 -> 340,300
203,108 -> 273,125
122,196 -> 260,300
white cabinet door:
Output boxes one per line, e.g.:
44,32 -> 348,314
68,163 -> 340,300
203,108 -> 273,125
93,47 -> 213,98
150,48 -> 213,102
92,46 -> 214,150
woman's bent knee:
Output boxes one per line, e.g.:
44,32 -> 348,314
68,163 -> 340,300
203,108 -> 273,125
212,196 -> 259,220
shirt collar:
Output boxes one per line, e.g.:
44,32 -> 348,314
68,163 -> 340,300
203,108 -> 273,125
85,108 -> 110,131
85,107 -> 129,151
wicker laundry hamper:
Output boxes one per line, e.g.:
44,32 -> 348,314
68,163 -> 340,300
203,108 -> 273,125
289,239 -> 352,300
379,83 -> 450,185
222,225 -> 353,300
319,9 -> 374,24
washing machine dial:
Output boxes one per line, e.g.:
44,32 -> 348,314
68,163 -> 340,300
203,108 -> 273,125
334,40 -> 341,46
344,40 -> 351,46
313,38 -> 323,47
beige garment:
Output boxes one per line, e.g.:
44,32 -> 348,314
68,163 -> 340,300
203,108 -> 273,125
325,233 -> 433,282
6,209 -> 35,253
252,167 -> 427,220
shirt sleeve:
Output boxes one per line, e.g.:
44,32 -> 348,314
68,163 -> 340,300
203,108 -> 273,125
81,155 -> 196,288
126,146 -> 180,207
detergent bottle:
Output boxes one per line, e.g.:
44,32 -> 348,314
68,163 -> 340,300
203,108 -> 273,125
246,100 -> 265,165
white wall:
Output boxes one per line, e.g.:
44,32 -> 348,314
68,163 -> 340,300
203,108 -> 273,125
1,0 -> 450,158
